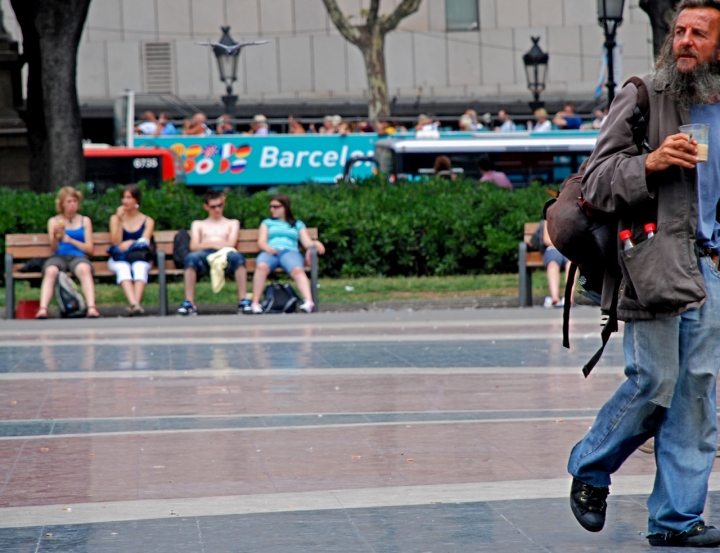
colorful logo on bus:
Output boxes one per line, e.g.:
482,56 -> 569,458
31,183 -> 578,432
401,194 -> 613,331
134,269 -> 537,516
174,142 -> 253,176
230,158 -> 247,174
185,144 -> 203,159
235,145 -> 252,158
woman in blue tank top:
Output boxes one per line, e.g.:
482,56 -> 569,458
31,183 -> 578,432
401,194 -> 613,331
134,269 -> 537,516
37,187 -> 98,319
247,194 -> 325,314
108,184 -> 156,315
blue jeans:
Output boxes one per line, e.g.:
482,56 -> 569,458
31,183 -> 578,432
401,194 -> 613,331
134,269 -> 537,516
184,249 -> 245,277
256,249 -> 305,274
568,255 -> 720,535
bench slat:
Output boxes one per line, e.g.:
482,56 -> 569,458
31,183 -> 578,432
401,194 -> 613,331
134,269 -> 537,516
7,228 -> 318,260
11,256 -> 308,276
526,252 -> 543,267
523,222 -> 540,246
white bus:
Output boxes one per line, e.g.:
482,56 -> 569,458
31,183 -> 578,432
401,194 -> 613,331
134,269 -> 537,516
374,132 -> 598,187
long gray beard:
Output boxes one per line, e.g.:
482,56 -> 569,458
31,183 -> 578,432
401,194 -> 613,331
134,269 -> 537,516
655,60 -> 720,109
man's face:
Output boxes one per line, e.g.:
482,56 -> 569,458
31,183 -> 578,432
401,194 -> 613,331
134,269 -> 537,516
204,197 -> 225,219
673,8 -> 720,73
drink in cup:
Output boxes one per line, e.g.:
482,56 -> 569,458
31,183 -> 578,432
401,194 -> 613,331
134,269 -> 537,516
679,123 -> 709,162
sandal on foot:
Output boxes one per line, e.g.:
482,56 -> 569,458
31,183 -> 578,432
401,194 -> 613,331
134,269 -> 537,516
131,304 -> 145,316
35,307 -> 49,320
87,306 -> 100,318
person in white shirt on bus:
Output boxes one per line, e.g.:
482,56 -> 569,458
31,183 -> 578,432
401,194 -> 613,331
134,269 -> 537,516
533,108 -> 553,132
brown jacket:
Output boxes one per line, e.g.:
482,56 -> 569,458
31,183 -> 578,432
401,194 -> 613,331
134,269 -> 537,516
582,75 -> 706,321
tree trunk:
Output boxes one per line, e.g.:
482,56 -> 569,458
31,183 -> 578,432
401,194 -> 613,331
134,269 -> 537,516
639,0 -> 679,59
361,31 -> 389,120
10,0 -> 90,192
321,0 -> 420,121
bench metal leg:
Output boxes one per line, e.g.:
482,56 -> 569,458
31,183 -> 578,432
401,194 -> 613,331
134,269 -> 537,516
157,250 -> 168,317
5,254 -> 14,320
518,242 -> 533,307
309,247 -> 319,312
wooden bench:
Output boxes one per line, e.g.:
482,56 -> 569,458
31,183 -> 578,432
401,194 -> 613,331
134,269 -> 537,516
518,222 -> 544,307
4,229 -> 319,319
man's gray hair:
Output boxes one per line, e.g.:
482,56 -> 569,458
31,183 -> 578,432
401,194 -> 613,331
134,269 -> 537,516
654,0 -> 720,107
656,0 -> 720,70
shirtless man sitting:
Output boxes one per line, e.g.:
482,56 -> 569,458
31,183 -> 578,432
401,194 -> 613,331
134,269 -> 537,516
177,190 -> 248,315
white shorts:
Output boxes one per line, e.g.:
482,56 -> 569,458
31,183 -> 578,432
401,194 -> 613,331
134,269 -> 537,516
108,258 -> 151,284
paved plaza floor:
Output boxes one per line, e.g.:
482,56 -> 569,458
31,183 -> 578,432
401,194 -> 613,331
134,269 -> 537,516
0,307 -> 716,552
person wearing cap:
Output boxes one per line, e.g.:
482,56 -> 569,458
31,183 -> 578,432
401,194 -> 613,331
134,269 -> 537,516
318,115 -> 342,134
247,114 -> 269,135
216,114 -> 235,135
533,108 -> 553,132
463,109 -> 481,131
415,114 -> 438,132
458,115 -> 475,132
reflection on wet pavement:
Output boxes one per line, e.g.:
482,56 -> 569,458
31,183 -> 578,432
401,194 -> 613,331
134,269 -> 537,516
0,308 -> 701,551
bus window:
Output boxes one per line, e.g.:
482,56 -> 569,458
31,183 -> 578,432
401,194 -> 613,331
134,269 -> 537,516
375,135 -> 597,186
376,146 -> 395,174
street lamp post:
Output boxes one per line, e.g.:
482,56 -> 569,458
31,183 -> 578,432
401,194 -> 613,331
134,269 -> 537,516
197,27 -> 267,118
597,0 -> 625,106
522,37 -> 549,112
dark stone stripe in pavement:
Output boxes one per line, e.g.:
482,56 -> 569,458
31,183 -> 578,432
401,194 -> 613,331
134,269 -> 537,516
0,339 -> 626,373
0,490 -> 691,553
0,409 -> 602,438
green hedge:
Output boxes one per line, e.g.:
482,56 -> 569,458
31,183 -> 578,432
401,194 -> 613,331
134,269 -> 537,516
0,177 -> 549,279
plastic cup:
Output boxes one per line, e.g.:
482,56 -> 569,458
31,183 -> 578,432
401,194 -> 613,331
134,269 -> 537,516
679,124 -> 709,162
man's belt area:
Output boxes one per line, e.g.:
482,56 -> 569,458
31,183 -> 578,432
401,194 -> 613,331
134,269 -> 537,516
698,244 -> 720,269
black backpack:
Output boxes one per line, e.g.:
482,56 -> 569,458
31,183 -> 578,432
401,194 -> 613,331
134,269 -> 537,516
262,283 -> 299,313
54,272 -> 88,318
544,76 -> 652,377
173,229 -> 191,269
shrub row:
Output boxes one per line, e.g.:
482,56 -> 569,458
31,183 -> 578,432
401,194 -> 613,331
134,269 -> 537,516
0,177 -> 549,279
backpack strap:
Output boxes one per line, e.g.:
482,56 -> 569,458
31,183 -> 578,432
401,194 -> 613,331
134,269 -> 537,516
562,263 -> 577,349
623,76 -> 653,154
582,276 -> 621,378
562,265 -> 621,377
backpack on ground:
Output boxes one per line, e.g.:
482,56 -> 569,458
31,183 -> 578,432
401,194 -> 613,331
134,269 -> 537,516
262,283 -> 299,313
54,272 -> 87,318
544,76 -> 652,377
172,229 -> 191,269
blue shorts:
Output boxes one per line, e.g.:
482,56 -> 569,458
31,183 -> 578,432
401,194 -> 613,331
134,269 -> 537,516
256,249 -> 305,274
184,249 -> 246,277
543,247 -> 569,268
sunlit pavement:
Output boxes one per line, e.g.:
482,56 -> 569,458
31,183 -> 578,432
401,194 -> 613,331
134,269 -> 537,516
0,307 -> 714,552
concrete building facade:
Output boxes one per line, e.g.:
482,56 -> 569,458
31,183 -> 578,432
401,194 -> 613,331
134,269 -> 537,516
1,0 -> 654,114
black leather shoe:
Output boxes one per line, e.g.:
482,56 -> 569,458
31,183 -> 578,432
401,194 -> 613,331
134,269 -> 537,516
648,523 -> 720,547
570,477 -> 609,532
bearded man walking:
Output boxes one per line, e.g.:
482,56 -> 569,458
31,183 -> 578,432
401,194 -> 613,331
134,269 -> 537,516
567,0 -> 720,547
